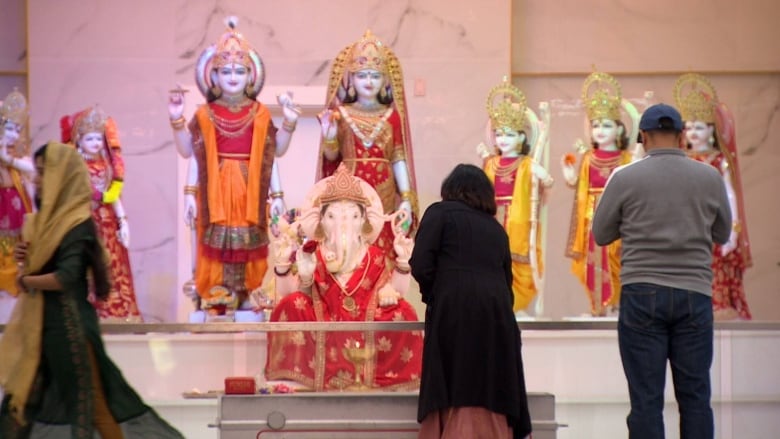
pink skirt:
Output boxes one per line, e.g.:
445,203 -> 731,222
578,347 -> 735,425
418,406 -> 519,439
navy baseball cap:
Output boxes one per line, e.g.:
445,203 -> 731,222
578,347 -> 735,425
639,103 -> 683,132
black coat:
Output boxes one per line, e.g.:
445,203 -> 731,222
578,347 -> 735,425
410,201 -> 532,438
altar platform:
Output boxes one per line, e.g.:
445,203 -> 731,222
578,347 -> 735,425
2,320 -> 779,439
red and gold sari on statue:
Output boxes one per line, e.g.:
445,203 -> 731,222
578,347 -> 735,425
266,245 -> 422,391
566,149 -> 632,316
0,163 -> 32,296
83,155 -> 142,321
688,151 -> 751,319
318,106 -> 418,266
191,101 -> 276,303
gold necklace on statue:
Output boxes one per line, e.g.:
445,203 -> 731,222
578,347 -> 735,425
207,104 -> 257,138
328,249 -> 371,313
589,153 -> 623,178
339,105 -> 393,148
493,156 -> 522,184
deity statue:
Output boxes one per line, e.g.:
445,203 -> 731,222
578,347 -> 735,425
674,73 -> 752,320
560,71 -> 639,317
265,163 -> 422,391
60,106 -> 142,322
167,18 -> 300,314
477,79 -> 554,315
317,30 -> 419,268
0,89 -> 34,311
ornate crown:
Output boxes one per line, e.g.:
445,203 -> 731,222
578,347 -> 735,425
73,106 -> 107,138
0,88 -> 28,127
486,78 -> 527,132
213,17 -> 252,68
673,73 -> 717,123
582,70 -> 622,121
347,30 -> 387,73
317,163 -> 370,206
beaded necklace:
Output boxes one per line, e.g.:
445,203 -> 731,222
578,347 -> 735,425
207,102 -> 257,138
339,105 -> 393,148
589,151 -> 623,178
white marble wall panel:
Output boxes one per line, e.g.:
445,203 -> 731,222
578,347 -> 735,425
512,0 -> 780,73
515,75 -> 780,320
27,0 -> 510,321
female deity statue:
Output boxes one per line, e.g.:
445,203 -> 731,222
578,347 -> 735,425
478,79 -> 554,315
674,73 -> 752,320
317,30 -> 419,267
265,163 -> 422,391
560,71 -> 639,317
0,89 -> 34,305
60,106 -> 142,322
167,18 -> 300,313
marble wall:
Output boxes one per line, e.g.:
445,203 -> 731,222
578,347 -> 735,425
511,0 -> 780,320
15,0 -> 778,321
24,0 -> 510,321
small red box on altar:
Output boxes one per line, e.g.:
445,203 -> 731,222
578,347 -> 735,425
224,376 -> 256,394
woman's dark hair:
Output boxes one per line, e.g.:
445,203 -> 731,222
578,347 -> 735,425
35,143 -> 110,300
591,119 -> 630,151
34,143 -> 47,160
440,164 -> 497,215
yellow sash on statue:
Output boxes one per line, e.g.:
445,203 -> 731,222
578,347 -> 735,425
484,156 -> 534,260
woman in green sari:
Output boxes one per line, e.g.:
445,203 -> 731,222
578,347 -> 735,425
0,142 -> 183,438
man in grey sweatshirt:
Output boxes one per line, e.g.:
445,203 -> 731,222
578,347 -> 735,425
592,103 -> 731,439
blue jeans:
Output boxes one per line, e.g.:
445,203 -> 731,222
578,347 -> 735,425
618,283 -> 714,439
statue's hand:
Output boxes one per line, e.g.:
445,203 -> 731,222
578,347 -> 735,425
393,231 -> 414,264
721,232 -> 738,257
168,86 -> 186,120
476,142 -> 491,159
560,155 -> 577,186
398,200 -> 412,234
531,162 -> 550,181
184,193 -> 197,228
117,219 -> 130,248
377,284 -> 401,307
277,91 -> 300,122
318,109 -> 338,140
296,245 -> 317,282
270,224 -> 295,269
270,197 -> 286,220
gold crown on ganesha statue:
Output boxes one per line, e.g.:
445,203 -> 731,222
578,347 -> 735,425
317,163 -> 370,206
582,69 -> 622,121
213,17 -> 253,68
673,73 -> 717,123
0,88 -> 28,126
486,77 -> 527,132
347,30 -> 388,73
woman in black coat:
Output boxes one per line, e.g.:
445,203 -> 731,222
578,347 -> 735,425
411,164 -> 532,439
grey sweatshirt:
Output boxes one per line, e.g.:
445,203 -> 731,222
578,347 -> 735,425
591,148 -> 732,295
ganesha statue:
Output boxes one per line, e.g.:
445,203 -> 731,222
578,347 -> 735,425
264,163 -> 422,391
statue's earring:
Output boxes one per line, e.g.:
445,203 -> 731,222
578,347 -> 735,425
314,223 -> 325,241
347,85 -> 356,100
361,220 -> 373,239
379,86 -> 387,100
708,135 -> 715,146
244,80 -> 254,97
211,84 -> 222,99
